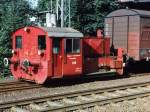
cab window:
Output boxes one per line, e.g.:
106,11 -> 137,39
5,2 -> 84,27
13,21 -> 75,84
66,39 -> 72,53
53,38 -> 61,54
66,39 -> 80,54
15,36 -> 22,49
73,39 -> 80,53
38,35 -> 46,50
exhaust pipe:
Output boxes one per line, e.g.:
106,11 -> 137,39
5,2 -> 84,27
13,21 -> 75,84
46,13 -> 56,27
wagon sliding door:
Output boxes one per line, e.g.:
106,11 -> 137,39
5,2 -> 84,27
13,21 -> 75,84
52,38 -> 63,78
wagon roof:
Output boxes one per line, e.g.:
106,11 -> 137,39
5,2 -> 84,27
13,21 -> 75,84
106,9 -> 150,18
40,27 -> 83,38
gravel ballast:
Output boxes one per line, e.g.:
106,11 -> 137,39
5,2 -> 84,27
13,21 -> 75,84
93,97 -> 150,112
1,74 -> 150,104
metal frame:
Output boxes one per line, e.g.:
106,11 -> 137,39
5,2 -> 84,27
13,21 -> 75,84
56,0 -> 71,27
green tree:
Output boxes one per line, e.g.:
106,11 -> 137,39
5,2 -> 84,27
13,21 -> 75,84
37,0 -> 54,11
72,0 -> 121,35
37,0 -> 121,35
0,0 -> 32,77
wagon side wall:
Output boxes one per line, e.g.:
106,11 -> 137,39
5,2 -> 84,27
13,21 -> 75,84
105,15 -> 140,60
128,16 -> 140,60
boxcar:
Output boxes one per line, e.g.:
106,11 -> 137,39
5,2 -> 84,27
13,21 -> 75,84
105,9 -> 150,61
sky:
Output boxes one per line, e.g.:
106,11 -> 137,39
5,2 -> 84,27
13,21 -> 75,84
27,0 -> 38,8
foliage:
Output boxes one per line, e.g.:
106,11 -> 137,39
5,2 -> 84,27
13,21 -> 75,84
0,0 -> 32,77
37,0 -> 121,35
71,0 -> 121,35
37,0 -> 51,11
37,0 -> 58,12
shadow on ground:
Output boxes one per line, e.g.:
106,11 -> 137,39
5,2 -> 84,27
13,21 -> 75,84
25,61 -> 150,88
43,74 -> 126,87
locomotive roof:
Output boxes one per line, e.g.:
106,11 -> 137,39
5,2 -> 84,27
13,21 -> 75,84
106,9 -> 150,18
40,27 -> 83,38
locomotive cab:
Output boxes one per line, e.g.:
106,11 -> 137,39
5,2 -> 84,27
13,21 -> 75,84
10,26 -> 83,84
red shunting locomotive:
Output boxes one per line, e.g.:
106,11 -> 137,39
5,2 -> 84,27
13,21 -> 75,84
5,26 -> 123,84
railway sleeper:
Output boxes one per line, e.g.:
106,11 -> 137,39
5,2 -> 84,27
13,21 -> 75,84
78,110 -> 88,112
140,86 -> 150,91
115,90 -> 132,95
126,88 -> 142,94
133,87 -> 148,93
91,94 -> 107,100
103,92 -> 120,98
46,101 -> 64,108
11,106 -> 29,112
29,103 -> 48,111
63,98 -> 80,105
77,96 -> 93,102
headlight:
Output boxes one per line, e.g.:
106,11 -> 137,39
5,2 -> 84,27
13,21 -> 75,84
12,50 -> 15,54
38,50 -> 44,56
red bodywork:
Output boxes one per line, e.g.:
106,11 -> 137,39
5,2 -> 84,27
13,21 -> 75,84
10,26 -> 123,84
83,30 -> 123,75
11,26 -> 83,84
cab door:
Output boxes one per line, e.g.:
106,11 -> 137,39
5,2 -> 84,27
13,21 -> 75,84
52,38 -> 63,78
63,38 -> 83,76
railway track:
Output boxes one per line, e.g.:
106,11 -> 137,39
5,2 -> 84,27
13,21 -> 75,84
0,72 -> 148,94
1,81 -> 150,112
0,71 -> 149,93
0,81 -> 42,93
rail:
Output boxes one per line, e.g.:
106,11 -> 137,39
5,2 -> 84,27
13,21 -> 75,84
1,81 -> 150,111
0,81 -> 42,93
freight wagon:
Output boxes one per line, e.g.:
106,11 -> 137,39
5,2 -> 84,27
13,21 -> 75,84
105,9 -> 150,61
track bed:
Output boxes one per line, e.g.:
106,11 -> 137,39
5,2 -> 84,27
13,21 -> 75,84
1,73 -> 150,111
1,80 -> 150,111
